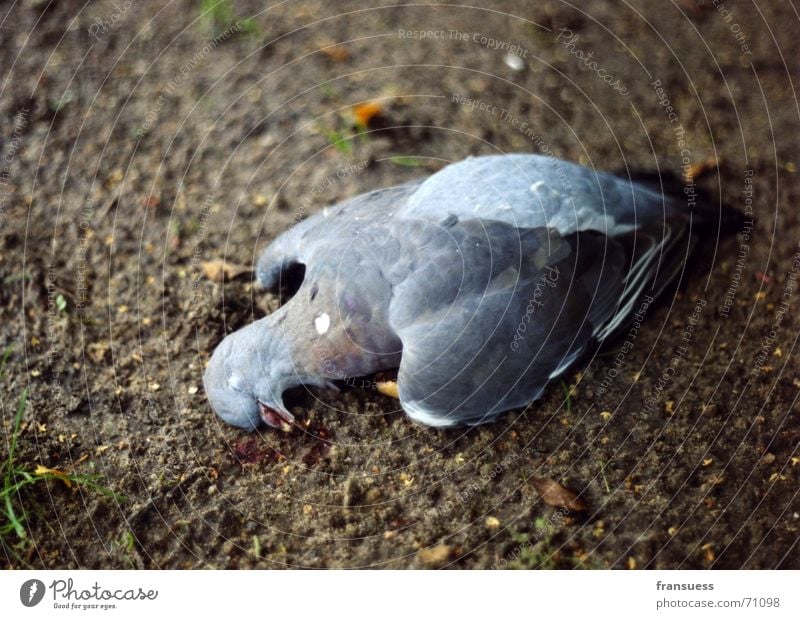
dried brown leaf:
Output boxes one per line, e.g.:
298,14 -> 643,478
353,101 -> 383,127
201,260 -> 252,283
531,476 -> 587,512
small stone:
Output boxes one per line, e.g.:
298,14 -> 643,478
418,544 -> 452,568
504,53 -> 525,71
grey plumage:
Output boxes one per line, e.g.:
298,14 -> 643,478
204,154 -> 707,430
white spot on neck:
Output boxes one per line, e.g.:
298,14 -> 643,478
530,180 -> 545,192
315,312 -> 330,335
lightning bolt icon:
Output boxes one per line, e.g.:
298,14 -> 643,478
28,582 -> 38,602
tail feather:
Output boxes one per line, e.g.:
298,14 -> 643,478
620,169 -> 746,231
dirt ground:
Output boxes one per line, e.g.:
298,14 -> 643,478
1,0 -> 798,569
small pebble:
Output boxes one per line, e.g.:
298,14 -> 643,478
418,544 -> 452,568
504,53 -> 525,71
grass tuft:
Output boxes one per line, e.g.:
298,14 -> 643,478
1,345 -> 123,564
323,128 -> 354,155
200,0 -> 260,38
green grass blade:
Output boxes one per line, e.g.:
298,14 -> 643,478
7,388 -> 29,476
3,493 -> 26,539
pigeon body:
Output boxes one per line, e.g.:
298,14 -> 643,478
204,154 -> 711,430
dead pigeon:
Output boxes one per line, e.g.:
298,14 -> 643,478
204,154 -> 731,430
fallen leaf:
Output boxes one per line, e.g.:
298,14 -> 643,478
201,260 -> 253,282
683,156 -> 718,183
34,465 -> 72,488
353,101 -> 383,127
531,477 -> 587,512
321,45 -> 350,62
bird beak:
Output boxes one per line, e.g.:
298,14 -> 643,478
257,400 -> 295,432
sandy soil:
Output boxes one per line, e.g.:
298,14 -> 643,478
1,0 -> 798,568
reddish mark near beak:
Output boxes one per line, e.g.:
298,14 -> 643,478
258,401 -> 295,430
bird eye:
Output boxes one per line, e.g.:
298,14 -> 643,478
227,373 -> 246,392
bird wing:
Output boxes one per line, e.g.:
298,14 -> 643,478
400,154 -> 677,236
387,217 -> 628,427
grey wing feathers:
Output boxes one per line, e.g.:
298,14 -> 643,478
388,219 -> 628,426
400,154 -> 677,236
256,181 -> 422,288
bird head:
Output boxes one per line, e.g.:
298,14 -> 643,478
203,317 -> 297,431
